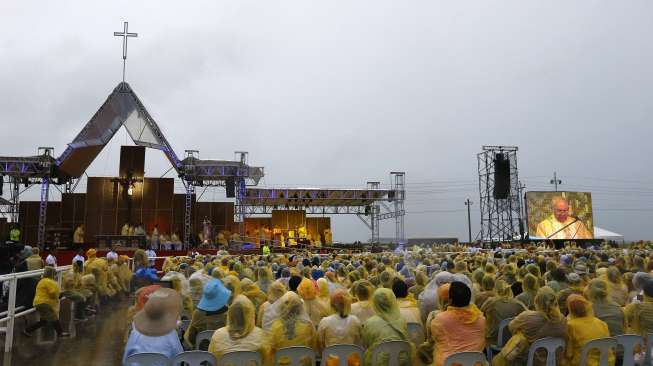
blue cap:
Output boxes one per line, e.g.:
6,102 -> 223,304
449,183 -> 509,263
198,279 -> 231,312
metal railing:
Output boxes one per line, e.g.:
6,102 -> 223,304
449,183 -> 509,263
0,265 -> 72,352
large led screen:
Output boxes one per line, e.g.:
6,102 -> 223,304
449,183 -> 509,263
526,191 -> 594,239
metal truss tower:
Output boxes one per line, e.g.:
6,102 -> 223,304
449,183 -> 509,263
36,147 -> 54,249
234,151 -> 249,236
367,182 -> 380,243
183,150 -> 199,246
477,146 -> 522,243
391,172 -> 406,243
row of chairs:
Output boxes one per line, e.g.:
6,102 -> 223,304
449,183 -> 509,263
165,319 -> 652,366
125,344 -> 364,366
482,316 -> 653,366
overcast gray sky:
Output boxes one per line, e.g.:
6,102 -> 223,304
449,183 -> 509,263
2,1 -> 652,242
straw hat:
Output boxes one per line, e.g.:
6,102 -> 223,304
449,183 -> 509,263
133,288 -> 182,336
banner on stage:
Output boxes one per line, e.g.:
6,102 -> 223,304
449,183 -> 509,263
525,191 -> 594,240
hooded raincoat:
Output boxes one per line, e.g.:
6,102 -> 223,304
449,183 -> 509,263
208,295 -> 269,364
362,288 -> 412,366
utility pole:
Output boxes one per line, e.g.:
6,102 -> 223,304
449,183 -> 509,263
464,198 -> 473,243
550,171 -> 562,191
518,181 -> 527,239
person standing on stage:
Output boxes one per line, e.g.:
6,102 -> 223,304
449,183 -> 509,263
121,222 -> 131,236
535,197 -> 592,239
73,224 -> 85,244
151,224 -> 160,250
134,223 -> 146,237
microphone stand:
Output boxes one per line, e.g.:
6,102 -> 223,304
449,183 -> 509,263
545,217 -> 580,247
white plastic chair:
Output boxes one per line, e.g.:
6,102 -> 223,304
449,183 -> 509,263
321,344 -> 364,366
369,340 -> 411,366
124,352 -> 170,366
616,334 -> 644,366
645,333 -> 653,366
274,346 -> 316,366
527,337 -> 565,366
171,351 -> 216,366
486,317 -> 514,361
195,330 -> 215,351
219,351 -> 263,366
407,322 -> 425,345
443,351 -> 486,366
579,337 -> 617,366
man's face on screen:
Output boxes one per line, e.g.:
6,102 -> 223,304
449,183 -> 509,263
553,200 -> 570,223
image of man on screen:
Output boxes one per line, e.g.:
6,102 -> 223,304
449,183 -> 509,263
535,197 -> 592,239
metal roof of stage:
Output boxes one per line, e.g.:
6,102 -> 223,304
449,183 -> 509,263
241,187 -> 397,208
0,155 -> 56,178
56,82 -> 184,178
182,157 -> 264,186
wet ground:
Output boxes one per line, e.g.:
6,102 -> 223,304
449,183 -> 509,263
1,299 -> 129,366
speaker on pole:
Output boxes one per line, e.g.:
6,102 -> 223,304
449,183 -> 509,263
493,153 -> 511,199
226,177 -> 236,198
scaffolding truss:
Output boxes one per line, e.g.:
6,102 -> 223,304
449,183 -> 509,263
477,146 -> 522,242
239,172 -> 406,244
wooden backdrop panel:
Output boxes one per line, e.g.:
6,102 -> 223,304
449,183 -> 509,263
119,146 -> 145,178
271,210 -> 306,231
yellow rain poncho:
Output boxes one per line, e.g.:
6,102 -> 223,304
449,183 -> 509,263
189,278 -> 203,307
480,279 -> 526,345
362,288 -> 411,366
240,278 -> 268,312
351,280 -> 376,324
494,287 -> 566,366
586,279 -> 624,337
514,274 -> 539,310
222,275 -> 241,304
564,294 -> 614,366
161,271 -> 194,316
267,291 -> 317,361
33,267 -> 61,320
316,278 -> 332,311
117,255 -> 133,292
86,257 -> 112,297
298,278 -> 331,326
208,295 -> 270,364
259,282 -> 287,330
625,293 -> 653,337
318,290 -> 362,366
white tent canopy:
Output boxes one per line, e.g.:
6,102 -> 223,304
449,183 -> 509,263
594,226 -> 624,243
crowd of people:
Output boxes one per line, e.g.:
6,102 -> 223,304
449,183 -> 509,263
120,242 -> 653,365
10,241 -> 653,365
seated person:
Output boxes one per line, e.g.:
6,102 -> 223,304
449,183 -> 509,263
208,295 -> 270,363
184,279 -> 231,349
431,282 -> 485,366
123,288 -> 183,362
